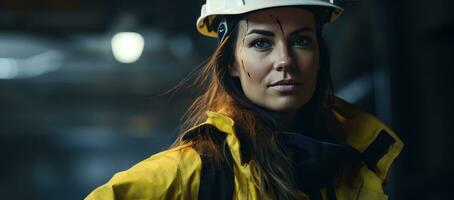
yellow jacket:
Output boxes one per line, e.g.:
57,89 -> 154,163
86,98 -> 404,200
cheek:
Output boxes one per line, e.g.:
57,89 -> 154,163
295,50 -> 319,90
244,60 -> 269,79
296,50 -> 319,70
236,51 -> 271,83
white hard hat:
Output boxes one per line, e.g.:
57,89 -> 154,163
197,0 -> 343,38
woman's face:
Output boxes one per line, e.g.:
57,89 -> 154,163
229,7 -> 319,113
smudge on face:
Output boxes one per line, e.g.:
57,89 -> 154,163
274,17 -> 284,35
269,15 -> 284,35
238,19 -> 252,79
241,59 -> 251,78
240,18 -> 249,53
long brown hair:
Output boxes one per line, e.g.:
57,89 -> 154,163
171,8 -> 334,200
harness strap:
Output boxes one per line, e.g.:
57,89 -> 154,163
361,130 -> 395,172
191,127 -> 234,200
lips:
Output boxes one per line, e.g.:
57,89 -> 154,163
268,79 -> 302,92
268,79 -> 302,87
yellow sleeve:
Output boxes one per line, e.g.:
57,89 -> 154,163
85,145 -> 201,200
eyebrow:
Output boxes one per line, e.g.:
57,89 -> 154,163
246,27 -> 313,37
246,29 -> 275,36
289,27 -> 314,35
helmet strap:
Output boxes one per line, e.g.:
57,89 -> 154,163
217,15 -> 242,44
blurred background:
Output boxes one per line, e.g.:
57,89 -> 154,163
0,0 -> 453,199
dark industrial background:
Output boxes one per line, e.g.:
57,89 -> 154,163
1,0 -> 453,199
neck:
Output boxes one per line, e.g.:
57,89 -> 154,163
270,111 -> 298,131
269,106 -> 318,133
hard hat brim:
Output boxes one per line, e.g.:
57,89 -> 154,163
196,0 -> 343,38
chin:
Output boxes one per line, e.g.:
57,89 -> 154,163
268,105 -> 302,112
267,101 -> 308,112
248,94 -> 313,112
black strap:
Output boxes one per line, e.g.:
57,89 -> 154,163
362,130 -> 395,171
327,184 -> 337,200
193,127 -> 234,200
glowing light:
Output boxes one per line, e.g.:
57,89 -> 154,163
111,32 -> 145,63
0,51 -> 62,79
0,58 -> 19,79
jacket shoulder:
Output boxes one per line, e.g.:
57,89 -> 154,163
327,97 -> 404,182
85,144 -> 202,200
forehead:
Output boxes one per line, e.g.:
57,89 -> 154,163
239,7 -> 315,30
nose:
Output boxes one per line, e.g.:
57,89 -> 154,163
273,43 -> 294,72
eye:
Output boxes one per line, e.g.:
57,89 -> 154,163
250,39 -> 272,50
292,36 -> 312,48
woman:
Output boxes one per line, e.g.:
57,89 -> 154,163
86,0 -> 403,199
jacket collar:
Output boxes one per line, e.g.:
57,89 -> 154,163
200,96 -> 404,182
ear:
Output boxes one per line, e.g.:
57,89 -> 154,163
228,64 -> 240,77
